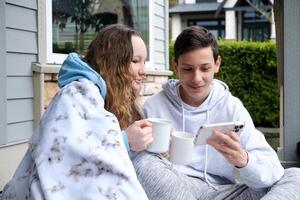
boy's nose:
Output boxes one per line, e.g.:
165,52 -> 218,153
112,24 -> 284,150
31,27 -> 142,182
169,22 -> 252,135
192,70 -> 203,82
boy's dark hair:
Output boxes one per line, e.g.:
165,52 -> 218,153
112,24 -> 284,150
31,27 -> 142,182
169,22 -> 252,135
174,26 -> 219,63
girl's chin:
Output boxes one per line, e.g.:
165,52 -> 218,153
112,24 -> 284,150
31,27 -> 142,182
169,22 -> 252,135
132,83 -> 141,92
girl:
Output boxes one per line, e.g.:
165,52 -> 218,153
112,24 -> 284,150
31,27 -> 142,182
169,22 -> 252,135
2,24 -> 150,200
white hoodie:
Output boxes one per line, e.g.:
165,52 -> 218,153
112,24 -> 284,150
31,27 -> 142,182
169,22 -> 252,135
142,79 -> 284,190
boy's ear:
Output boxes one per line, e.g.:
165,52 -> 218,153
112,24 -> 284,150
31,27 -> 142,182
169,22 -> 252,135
172,59 -> 179,75
214,56 -> 221,73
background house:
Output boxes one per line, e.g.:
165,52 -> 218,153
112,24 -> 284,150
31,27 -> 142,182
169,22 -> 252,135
0,0 -> 171,190
169,0 -> 275,41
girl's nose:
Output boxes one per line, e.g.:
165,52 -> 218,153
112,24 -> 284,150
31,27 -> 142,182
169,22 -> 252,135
139,63 -> 146,76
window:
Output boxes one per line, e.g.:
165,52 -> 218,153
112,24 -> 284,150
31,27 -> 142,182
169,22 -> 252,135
188,19 -> 225,40
242,10 -> 270,41
47,0 -> 149,64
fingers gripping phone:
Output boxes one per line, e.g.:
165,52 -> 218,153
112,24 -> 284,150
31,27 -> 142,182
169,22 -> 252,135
194,121 -> 245,145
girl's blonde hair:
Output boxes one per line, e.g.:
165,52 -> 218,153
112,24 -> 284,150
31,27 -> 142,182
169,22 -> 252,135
83,24 -> 143,129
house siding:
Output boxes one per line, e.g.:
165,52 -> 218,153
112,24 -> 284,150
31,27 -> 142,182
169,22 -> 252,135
282,0 -> 300,163
2,0 -> 37,145
152,0 -> 169,70
0,0 -> 7,145
6,0 -> 37,9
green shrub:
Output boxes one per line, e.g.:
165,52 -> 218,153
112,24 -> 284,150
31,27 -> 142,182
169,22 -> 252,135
169,41 -> 279,127
169,41 -> 178,79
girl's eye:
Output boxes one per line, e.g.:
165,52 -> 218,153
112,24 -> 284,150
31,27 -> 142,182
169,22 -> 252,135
132,60 -> 139,63
183,68 -> 192,71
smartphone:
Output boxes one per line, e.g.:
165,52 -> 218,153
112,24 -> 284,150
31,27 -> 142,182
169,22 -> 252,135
194,121 -> 245,145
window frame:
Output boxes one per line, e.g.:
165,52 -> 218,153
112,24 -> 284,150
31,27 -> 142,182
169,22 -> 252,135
46,0 -> 67,64
241,10 -> 271,41
45,0 -> 151,67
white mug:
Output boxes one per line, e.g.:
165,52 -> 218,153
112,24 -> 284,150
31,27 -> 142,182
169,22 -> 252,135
169,131 -> 195,165
146,118 -> 171,153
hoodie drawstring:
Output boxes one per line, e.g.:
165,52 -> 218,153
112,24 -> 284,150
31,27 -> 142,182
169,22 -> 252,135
181,105 -> 217,190
204,144 -> 218,190
204,110 -> 218,190
181,104 -> 185,132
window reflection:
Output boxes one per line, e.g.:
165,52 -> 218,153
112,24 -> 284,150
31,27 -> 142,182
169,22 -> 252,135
52,0 -> 149,55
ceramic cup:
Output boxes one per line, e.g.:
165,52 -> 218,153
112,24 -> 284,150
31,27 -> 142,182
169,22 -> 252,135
146,118 -> 172,153
169,131 -> 195,165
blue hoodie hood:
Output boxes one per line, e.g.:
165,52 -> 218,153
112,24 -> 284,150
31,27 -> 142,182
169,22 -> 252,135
58,53 -> 107,99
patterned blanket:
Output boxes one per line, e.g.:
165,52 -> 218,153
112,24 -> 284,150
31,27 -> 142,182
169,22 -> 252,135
2,79 -> 148,200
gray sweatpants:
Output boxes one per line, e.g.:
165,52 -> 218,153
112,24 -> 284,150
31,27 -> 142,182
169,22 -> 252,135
131,151 -> 300,200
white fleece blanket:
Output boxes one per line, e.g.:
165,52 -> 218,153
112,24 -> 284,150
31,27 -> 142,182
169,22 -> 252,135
2,79 -> 148,200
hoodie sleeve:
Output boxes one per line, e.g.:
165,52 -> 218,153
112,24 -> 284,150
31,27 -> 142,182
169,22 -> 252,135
142,91 -> 165,118
122,131 -> 130,152
236,101 -> 284,189
3,79 -> 148,200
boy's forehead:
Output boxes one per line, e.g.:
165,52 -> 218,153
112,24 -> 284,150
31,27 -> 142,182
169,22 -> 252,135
179,47 -> 214,58
176,48 -> 216,66
180,46 -> 213,56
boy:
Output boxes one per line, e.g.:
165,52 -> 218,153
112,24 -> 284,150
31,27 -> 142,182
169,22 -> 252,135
132,26 -> 300,200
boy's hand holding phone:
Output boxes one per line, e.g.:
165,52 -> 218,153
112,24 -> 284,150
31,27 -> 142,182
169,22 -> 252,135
207,130 -> 248,168
195,121 -> 248,168
194,121 -> 245,145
